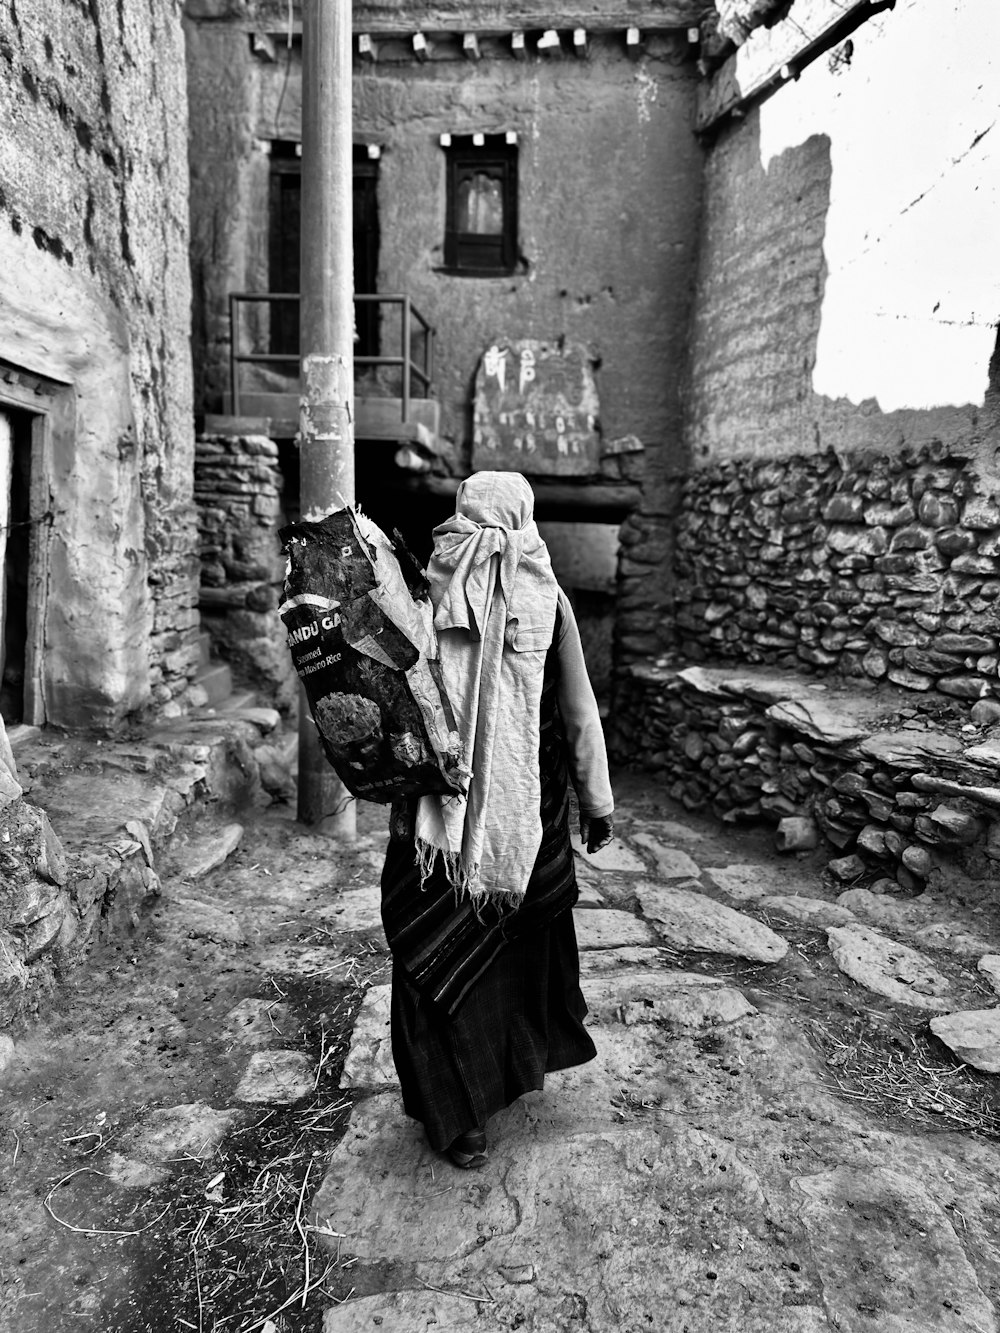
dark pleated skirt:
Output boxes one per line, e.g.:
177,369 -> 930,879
390,907 -> 596,1151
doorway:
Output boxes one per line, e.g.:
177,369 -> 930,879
268,142 -> 381,358
0,408 -> 33,725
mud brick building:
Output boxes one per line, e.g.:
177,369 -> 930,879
182,0 -> 713,693
0,0 -> 198,730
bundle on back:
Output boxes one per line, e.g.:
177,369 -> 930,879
279,507 -> 469,803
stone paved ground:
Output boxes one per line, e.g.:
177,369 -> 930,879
3,771 -> 1000,1332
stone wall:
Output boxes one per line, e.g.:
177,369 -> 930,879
0,0 -> 198,727
614,663 -> 1000,899
671,443 -> 1000,698
195,434 -> 296,711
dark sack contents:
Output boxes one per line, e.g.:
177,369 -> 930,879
279,507 -> 469,803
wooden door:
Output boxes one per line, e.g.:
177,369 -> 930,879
268,146 -> 381,356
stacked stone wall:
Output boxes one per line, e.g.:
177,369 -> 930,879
614,665 -> 1000,899
666,443 -> 1000,699
195,434 -> 296,711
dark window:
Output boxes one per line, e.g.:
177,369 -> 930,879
267,142 -> 381,356
444,136 -> 518,276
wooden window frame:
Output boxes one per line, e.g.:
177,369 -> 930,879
443,136 -> 518,277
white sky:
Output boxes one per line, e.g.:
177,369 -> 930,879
756,0 -> 999,411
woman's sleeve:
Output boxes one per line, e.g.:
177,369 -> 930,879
555,589 -> 614,818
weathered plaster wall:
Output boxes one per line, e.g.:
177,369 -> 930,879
616,0 -> 1000,672
685,0 -> 998,467
0,0 -> 197,727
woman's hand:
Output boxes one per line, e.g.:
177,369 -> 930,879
580,813 -> 614,854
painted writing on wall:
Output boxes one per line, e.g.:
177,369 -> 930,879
472,339 -> 602,477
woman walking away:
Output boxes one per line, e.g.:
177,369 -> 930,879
380,471 -> 614,1169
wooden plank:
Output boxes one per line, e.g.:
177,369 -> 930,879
387,473 -> 641,522
697,0 -> 895,132
185,0 -> 715,35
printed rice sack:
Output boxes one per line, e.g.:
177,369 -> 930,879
279,507 -> 469,803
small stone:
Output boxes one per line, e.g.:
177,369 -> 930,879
972,700 -> 1000,728
103,1152 -> 170,1188
499,1265 -> 536,1284
930,1009 -> 1000,1073
828,854 -> 865,882
901,845 -> 933,877
123,1103 -> 239,1163
0,1034 -> 15,1074
235,1050 -> 314,1103
172,822 -> 244,879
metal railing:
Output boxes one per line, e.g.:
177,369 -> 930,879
228,292 -> 435,423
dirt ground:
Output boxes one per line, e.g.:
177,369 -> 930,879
2,772 -> 1000,1332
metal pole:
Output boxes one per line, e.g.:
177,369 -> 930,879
297,0 -> 356,840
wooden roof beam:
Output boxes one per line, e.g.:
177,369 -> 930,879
697,0 -> 897,132
183,3 -> 717,38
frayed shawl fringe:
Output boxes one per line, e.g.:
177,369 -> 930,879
415,837 -> 522,916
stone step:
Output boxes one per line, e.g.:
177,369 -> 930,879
195,661 -> 234,707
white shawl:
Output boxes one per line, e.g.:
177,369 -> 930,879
415,472 -> 558,907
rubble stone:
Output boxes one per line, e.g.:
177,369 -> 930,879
929,1010 -> 1000,1073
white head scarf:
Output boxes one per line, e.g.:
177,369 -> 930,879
415,472 -> 558,906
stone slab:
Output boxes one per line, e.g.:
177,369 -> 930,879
837,890 -> 994,958
169,896 -> 246,944
122,1103 -> 238,1163
170,821 -> 245,880
341,985 -> 396,1090
930,1009 -> 1000,1073
234,1050 -> 314,1103
103,1152 -> 170,1188
796,1166 -> 996,1332
705,864 -> 776,901
256,944 -> 348,977
632,817 -> 704,843
316,880 -> 383,933
575,876 -> 606,906
581,970 -> 755,1029
223,997 -> 294,1048
637,883 -> 788,963
573,908 -> 658,950
977,955 -> 1000,995
569,832 -> 646,873
631,833 -> 701,880
313,1091 -> 833,1332
826,924 -> 952,1011
760,895 -> 856,929
578,946 -> 682,976
0,1034 -> 16,1075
